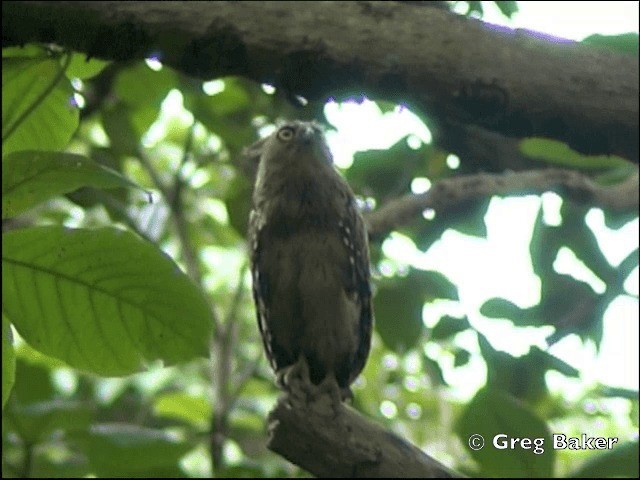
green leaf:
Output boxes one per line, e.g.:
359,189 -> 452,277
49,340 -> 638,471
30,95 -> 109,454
347,137 -> 431,201
2,57 -> 78,157
113,63 -> 177,107
430,315 -> 470,341
2,150 -> 143,219
2,226 -> 212,375
2,316 -> 15,409
480,298 -> 537,323
153,392 -> 211,428
66,53 -> 111,79
456,387 -> 554,477
494,1 -> 518,18
582,33 -> 639,56
519,138 -> 630,170
571,440 -> 639,478
75,423 -> 193,477
374,269 -> 456,351
453,348 -> 471,367
12,357 -> 56,404
596,385 -> 639,400
7,399 -> 93,444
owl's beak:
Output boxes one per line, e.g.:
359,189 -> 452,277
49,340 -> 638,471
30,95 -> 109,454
299,124 -> 315,144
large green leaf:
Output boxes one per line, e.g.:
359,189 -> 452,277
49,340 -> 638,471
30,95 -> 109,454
75,423 -> 193,477
2,226 -> 212,375
66,53 -> 110,80
374,269 -> 457,351
2,57 -> 78,157
456,387 -> 554,477
2,317 -> 15,409
2,150 -> 143,219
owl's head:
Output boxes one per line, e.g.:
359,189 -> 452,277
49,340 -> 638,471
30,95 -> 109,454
260,120 -> 334,168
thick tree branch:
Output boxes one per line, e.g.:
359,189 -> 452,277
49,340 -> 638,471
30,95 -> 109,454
3,1 -> 638,162
365,169 -> 639,238
268,391 -> 461,478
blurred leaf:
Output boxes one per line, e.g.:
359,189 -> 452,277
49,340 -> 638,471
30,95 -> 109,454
2,316 -> 15,408
153,392 -> 211,428
3,226 -> 212,375
375,99 -> 397,114
75,423 -> 192,477
582,33 -> 639,56
7,399 -> 93,444
494,1 -> 518,18
186,78 -> 256,153
541,274 -> 603,346
66,53 -> 111,79
375,269 -> 457,351
603,208 -> 639,230
2,57 -> 78,157
224,174 -> 253,236
101,102 -> 158,156
423,353 -> 447,386
453,348 -> 471,368
559,201 -> 616,287
571,440 -> 639,478
430,315 -> 470,341
596,385 -> 639,400
480,298 -> 537,324
347,137 -> 431,201
2,44 -> 49,59
467,1 -> 483,16
480,336 -> 551,402
12,357 -> 56,404
2,150 -> 143,219
113,63 -> 177,107
520,138 -> 630,170
456,387 -> 554,477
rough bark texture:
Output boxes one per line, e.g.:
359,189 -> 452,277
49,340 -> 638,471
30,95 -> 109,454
3,1 -> 638,162
268,390 -> 462,478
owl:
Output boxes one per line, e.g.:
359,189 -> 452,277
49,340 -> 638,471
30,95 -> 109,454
248,121 -> 373,401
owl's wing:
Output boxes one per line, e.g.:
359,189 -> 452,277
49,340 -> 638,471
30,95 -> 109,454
249,209 -> 278,372
341,198 -> 373,385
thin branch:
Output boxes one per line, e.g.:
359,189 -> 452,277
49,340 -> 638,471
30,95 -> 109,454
210,264 -> 247,474
365,169 -> 639,238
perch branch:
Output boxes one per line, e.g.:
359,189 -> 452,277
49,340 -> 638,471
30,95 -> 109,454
268,391 -> 462,478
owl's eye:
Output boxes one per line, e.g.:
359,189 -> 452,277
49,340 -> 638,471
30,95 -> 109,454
277,126 -> 295,142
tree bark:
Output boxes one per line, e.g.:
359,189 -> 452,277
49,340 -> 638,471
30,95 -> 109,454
3,1 -> 638,162
268,390 -> 462,478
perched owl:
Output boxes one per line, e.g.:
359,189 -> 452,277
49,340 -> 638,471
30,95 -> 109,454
248,121 -> 373,401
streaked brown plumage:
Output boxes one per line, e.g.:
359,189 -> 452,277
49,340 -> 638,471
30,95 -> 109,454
248,121 -> 373,400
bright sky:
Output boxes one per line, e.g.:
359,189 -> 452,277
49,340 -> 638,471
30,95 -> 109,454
323,1 -> 639,399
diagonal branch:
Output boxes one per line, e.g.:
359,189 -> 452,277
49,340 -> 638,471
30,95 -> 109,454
365,169 -> 639,238
268,391 -> 462,478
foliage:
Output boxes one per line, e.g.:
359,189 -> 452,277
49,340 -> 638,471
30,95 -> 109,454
1,9 -> 638,479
